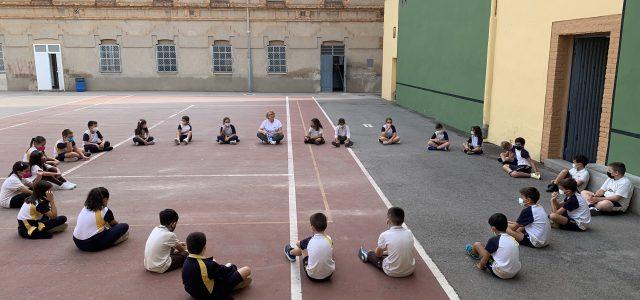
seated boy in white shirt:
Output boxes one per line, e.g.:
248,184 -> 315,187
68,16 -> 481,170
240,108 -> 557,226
547,154 -> 590,192
284,212 -> 335,281
358,207 -> 415,277
466,213 -> 521,279
581,162 -> 634,214
144,209 -> 188,273
507,187 -> 550,248
549,178 -> 591,231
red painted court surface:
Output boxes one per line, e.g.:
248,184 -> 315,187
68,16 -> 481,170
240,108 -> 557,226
0,93 -> 454,299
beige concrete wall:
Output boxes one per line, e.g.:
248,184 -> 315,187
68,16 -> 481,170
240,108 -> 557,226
0,2 -> 382,92
486,0 -> 623,160
381,0 -> 397,100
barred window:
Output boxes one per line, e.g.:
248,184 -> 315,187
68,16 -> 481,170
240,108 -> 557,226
156,42 -> 177,72
267,41 -> 287,74
99,42 -> 121,73
212,41 -> 232,73
0,44 -> 5,74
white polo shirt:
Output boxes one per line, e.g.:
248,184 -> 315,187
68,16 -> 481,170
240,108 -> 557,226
144,225 -> 180,273
601,177 -> 634,212
516,204 -> 550,247
73,207 -> 114,240
334,125 -> 351,139
569,168 -> 590,191
300,233 -> 335,279
485,233 -> 521,279
260,119 -> 282,135
0,174 -> 28,208
377,226 -> 415,277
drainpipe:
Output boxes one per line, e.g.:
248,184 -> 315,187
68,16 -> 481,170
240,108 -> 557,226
246,0 -> 253,93
482,0 -> 497,138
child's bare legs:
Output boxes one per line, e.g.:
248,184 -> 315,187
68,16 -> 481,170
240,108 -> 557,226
506,223 -> 525,242
499,152 -> 511,163
552,169 -> 570,184
427,140 -> 437,147
233,266 -> 253,290
471,242 -> 490,270
379,133 -> 388,143
64,152 -> 81,162
462,142 -> 470,152
437,141 -> 449,150
502,165 -> 530,178
389,136 -> 400,144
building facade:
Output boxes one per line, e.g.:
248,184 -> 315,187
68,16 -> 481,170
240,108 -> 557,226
0,0 -> 383,92
389,0 -> 639,174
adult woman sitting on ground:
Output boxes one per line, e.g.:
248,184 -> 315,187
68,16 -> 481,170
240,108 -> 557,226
257,110 -> 284,145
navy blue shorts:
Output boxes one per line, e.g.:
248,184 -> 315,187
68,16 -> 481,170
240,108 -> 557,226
518,231 -> 536,248
509,165 -> 532,174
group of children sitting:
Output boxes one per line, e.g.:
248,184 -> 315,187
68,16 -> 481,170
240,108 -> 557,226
1,111 -> 635,297
465,158 -> 633,279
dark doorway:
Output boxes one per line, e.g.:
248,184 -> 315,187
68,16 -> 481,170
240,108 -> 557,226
320,44 -> 345,92
563,36 -> 609,162
49,53 -> 60,90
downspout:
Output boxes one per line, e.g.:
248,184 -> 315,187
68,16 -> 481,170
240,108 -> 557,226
482,0 -> 497,138
246,0 -> 253,93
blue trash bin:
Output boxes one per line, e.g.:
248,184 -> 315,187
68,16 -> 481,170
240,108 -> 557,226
75,77 -> 86,92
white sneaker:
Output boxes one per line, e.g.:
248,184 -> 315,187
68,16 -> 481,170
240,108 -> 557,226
230,140 -> 237,145
60,182 -> 75,190
269,140 -> 276,145
182,139 -> 189,145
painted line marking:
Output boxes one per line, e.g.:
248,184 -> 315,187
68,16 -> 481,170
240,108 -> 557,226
0,95 -> 103,121
0,95 -> 132,131
61,105 -> 195,176
0,220 -> 338,231
295,100 -> 333,222
70,94 -> 133,112
286,96 -> 302,300
362,123 -> 373,127
312,96 -> 459,300
67,174 -> 291,179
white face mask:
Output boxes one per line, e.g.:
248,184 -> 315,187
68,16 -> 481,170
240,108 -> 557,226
470,131 -> 474,135
518,197 -> 525,207
224,122 -> 230,126
572,163 -> 576,169
92,127 -> 98,133
558,189 -> 565,195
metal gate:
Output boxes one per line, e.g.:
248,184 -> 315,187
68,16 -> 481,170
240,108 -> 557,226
320,44 -> 345,92
563,37 -> 609,162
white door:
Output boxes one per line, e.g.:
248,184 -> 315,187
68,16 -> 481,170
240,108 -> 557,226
33,44 -> 64,91
34,51 -> 52,91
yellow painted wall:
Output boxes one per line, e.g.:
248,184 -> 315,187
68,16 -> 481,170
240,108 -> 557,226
486,0 -> 623,160
381,0 -> 398,100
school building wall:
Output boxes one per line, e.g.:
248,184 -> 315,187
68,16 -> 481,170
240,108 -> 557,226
380,0 -> 397,101
0,0 -> 383,92
609,0 -> 640,175
485,0 -> 623,161
395,0 -> 490,131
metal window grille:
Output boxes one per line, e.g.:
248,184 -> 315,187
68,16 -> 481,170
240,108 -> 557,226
320,45 -> 345,56
156,44 -> 177,72
267,45 -> 287,74
99,44 -> 121,73
212,45 -> 232,73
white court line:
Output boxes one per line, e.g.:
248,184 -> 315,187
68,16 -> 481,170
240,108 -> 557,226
68,173 -> 290,179
0,95 -> 131,132
311,96 -> 459,300
286,96 -> 302,300
70,94 -> 133,112
61,105 -> 195,176
0,95 -> 102,121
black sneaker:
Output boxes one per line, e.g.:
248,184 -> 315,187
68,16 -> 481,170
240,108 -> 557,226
332,141 -> 340,147
84,152 -> 92,157
546,183 -> 559,193
104,146 -> 114,151
357,247 -> 368,263
590,206 -> 601,216
284,244 -> 296,262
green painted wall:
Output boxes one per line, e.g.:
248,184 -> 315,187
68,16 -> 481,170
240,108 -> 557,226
609,0 -> 640,174
396,0 -> 491,131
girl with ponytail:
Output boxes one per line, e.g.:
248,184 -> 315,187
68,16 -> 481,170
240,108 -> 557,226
23,136 -> 59,166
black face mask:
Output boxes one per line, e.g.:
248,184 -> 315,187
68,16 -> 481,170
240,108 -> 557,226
607,172 -> 614,179
514,145 -> 523,150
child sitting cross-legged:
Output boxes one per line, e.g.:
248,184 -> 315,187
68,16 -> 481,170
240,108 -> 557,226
507,187 -> 551,248
133,119 -> 155,146
217,117 -> 239,145
55,129 -> 90,162
284,212 -> 335,282
144,209 -> 189,273
463,126 -> 483,155
182,232 -> 252,299
549,178 -> 591,231
501,137 -> 542,180
304,118 -> 325,145
427,123 -> 450,151
83,120 -> 113,154
546,155 -> 589,193
465,213 -> 521,279
358,207 -> 415,277
17,181 -> 68,239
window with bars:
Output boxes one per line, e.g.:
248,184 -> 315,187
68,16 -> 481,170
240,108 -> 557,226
267,41 -> 287,74
212,41 -> 232,73
0,44 -> 5,74
156,43 -> 177,72
99,43 -> 121,73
